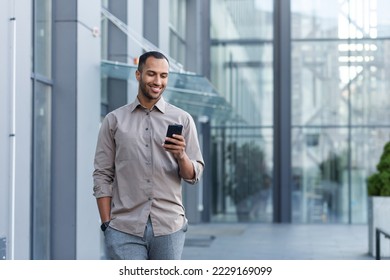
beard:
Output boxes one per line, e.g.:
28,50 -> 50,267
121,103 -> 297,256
138,77 -> 165,101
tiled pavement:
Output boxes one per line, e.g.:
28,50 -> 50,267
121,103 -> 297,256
182,223 -> 380,260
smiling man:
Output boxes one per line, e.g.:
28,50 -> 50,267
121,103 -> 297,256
92,51 -> 205,260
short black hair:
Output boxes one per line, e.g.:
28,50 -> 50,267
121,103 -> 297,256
137,51 -> 170,72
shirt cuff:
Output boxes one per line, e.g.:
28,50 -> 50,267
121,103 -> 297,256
93,184 -> 113,198
183,160 -> 204,185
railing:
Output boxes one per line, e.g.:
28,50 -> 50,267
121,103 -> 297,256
375,227 -> 390,260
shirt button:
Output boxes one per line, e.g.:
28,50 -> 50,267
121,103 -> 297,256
148,197 -> 152,201
145,128 -> 149,131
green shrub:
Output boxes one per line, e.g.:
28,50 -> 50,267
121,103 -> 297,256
367,141 -> 390,197
367,173 -> 382,196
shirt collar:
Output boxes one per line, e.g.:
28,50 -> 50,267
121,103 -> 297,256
130,97 -> 167,113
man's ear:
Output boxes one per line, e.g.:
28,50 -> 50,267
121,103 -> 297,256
135,70 -> 141,81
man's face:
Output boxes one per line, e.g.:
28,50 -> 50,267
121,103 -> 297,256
136,56 -> 169,103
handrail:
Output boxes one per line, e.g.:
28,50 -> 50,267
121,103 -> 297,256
375,227 -> 390,260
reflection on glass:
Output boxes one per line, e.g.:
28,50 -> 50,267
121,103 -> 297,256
291,128 -> 348,223
291,0 -> 390,223
169,0 -> 186,66
32,82 -> 51,259
34,0 -> 52,77
211,127 -> 273,222
209,0 -> 274,222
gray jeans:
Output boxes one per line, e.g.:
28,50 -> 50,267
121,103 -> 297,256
104,217 -> 188,260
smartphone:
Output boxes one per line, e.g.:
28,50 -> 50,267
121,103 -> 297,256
165,124 -> 183,145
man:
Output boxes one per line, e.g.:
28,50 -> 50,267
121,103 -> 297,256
93,51 -> 204,260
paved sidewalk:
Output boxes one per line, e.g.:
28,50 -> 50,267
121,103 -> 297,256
182,223 -> 377,260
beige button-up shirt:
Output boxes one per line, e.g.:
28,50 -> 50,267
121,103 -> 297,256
93,97 -> 204,237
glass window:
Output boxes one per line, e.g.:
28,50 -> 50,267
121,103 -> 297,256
34,0 -> 52,78
209,0 -> 390,224
292,0 -> 390,39
169,0 -> 186,65
349,40 -> 390,126
32,82 -> 52,259
291,41 -> 349,126
350,128 -> 390,223
291,0 -> 390,223
210,0 -> 274,222
211,126 -> 273,222
32,0 -> 52,259
291,127 -> 348,223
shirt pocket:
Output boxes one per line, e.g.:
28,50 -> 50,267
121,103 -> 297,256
115,133 -> 139,161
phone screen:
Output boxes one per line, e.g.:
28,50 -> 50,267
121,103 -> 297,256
165,124 -> 183,144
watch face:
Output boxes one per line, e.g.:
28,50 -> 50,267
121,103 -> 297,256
101,221 -> 110,232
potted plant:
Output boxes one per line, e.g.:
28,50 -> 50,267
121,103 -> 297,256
367,140 -> 390,258
225,142 -> 270,222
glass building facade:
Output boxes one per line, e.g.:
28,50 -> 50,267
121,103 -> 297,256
209,0 -> 274,223
208,0 -> 390,224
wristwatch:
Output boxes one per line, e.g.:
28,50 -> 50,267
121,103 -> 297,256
100,221 -> 110,232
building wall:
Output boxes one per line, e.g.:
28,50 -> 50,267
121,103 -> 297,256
0,0 -> 33,260
50,0 -> 101,259
75,0 -> 101,260
0,0 -> 12,259
0,0 -> 102,260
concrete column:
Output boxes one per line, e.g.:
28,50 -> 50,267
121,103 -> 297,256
273,0 -> 292,223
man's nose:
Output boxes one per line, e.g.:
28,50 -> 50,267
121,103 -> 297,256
153,76 -> 162,84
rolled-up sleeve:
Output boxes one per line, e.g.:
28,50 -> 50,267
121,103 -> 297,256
93,115 -> 116,198
181,113 -> 205,185
183,160 -> 205,185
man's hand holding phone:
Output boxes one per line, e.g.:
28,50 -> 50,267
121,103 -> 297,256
164,124 -> 183,145
163,124 -> 196,180
163,124 -> 186,159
